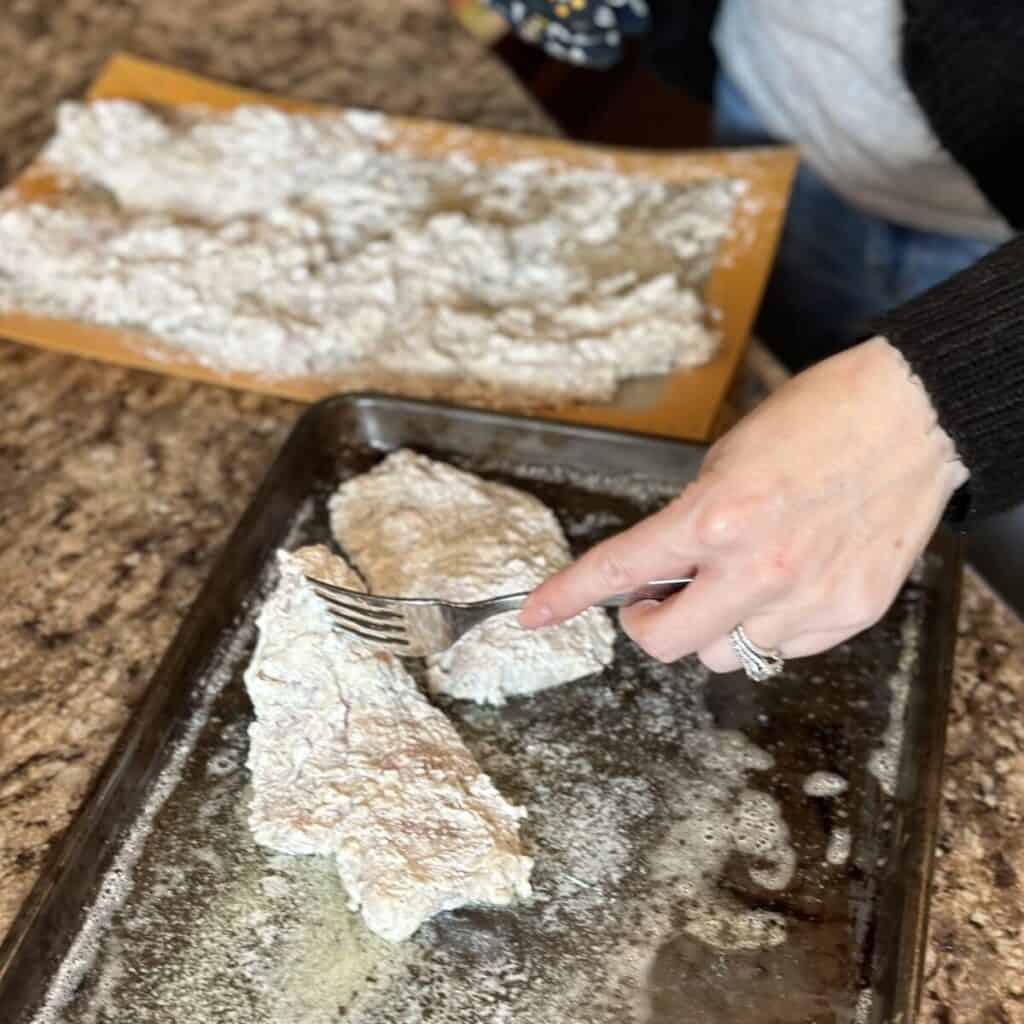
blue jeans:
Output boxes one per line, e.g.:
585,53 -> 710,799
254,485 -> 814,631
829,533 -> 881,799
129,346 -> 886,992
712,73 -> 998,371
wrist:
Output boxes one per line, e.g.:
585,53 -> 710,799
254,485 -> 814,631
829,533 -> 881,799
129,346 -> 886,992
861,335 -> 969,500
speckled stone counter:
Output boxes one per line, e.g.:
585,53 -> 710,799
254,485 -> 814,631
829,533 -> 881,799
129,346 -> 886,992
0,4 -> 1021,1021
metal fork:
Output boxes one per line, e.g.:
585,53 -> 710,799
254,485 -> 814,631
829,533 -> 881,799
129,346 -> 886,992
304,575 -> 692,657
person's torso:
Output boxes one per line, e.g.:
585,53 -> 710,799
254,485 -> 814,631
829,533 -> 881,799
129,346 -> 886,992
713,0 -> 1013,242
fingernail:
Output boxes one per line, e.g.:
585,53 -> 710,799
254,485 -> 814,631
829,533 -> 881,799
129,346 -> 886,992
520,603 -> 553,629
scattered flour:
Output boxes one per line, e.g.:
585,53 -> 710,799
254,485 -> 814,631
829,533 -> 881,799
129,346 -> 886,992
244,545 -> 533,942
854,987 -> 875,1023
0,100 -> 738,404
645,729 -> 795,955
27,619 -> 259,1024
803,770 -> 849,798
825,826 -> 853,867
328,449 -> 616,705
868,597 -> 921,796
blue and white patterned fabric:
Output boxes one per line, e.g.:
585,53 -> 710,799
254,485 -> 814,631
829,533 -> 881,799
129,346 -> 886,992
484,0 -> 651,68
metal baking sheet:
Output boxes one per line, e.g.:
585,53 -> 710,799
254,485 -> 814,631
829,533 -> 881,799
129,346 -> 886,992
0,394 -> 960,1023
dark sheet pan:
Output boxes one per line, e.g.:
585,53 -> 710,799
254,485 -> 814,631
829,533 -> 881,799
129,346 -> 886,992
0,394 -> 961,1023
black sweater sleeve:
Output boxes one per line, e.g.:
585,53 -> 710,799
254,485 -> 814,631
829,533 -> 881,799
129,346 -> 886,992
901,1 -> 1024,231
641,0 -> 722,103
865,236 -> 1024,527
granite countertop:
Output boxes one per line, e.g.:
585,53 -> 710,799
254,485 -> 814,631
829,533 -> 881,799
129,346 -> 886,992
0,3 -> 1021,1021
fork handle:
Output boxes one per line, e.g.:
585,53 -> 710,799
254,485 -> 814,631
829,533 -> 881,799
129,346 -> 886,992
490,577 -> 692,614
598,577 -> 692,608
464,577 -> 691,622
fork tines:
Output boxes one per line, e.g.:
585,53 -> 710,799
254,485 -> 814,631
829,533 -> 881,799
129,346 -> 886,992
305,575 -> 412,651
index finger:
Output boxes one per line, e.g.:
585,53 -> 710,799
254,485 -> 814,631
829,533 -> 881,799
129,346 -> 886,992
519,495 -> 701,628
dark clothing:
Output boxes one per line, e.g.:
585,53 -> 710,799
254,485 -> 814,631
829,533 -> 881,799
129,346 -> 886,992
868,238 -> 1024,526
900,1 -> 1024,233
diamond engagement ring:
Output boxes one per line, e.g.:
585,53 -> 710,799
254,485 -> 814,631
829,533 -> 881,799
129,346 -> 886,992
729,626 -> 784,681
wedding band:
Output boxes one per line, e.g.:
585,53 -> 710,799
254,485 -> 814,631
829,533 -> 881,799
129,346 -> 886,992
729,625 -> 784,682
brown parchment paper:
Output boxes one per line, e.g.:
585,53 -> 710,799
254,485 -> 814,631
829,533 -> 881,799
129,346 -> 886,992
0,53 -> 797,441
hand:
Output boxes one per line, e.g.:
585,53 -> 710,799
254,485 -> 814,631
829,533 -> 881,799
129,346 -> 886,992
520,338 -> 968,671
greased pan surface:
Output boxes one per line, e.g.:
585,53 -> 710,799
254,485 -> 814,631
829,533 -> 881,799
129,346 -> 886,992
0,394 -> 960,1024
